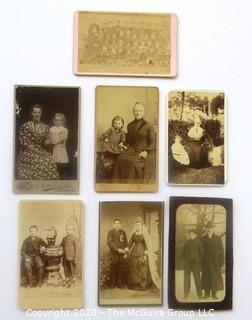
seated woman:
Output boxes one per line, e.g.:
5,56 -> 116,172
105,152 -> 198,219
171,135 -> 190,167
113,102 -> 156,184
17,104 -> 59,180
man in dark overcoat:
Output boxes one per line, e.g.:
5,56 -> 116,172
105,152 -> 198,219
201,222 -> 224,299
107,218 -> 129,288
183,229 -> 203,299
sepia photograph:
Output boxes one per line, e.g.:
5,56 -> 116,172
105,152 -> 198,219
19,200 -> 83,310
13,85 -> 80,194
168,197 -> 233,310
168,90 -> 226,185
98,201 -> 164,306
73,11 -> 177,77
95,86 -> 159,192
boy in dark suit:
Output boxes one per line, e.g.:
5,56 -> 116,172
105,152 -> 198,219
107,218 -> 129,288
21,225 -> 47,287
61,224 -> 79,288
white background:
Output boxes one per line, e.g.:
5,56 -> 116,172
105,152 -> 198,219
0,0 -> 251,319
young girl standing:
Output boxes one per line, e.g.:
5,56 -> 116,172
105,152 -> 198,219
49,113 -> 69,178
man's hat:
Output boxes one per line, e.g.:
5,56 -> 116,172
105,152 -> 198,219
206,221 -> 215,229
187,228 -> 198,235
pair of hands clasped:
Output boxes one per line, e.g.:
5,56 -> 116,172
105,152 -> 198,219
139,150 -> 148,159
118,247 -> 129,254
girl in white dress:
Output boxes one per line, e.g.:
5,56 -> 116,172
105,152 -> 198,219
49,113 -> 69,178
171,135 -> 190,166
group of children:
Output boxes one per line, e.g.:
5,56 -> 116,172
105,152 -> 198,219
48,113 -> 128,177
22,223 -> 78,288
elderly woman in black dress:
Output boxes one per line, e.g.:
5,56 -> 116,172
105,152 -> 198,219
113,102 -> 156,184
17,104 -> 59,180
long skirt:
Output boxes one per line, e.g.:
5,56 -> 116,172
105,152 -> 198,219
128,255 -> 151,291
113,150 -> 145,184
17,149 -> 59,180
188,141 -> 202,168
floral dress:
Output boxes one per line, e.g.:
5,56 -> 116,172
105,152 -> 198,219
17,121 -> 59,180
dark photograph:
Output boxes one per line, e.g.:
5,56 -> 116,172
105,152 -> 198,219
98,201 -> 164,305
168,90 -> 226,185
95,86 -> 159,192
14,85 -> 80,194
19,201 -> 83,309
168,197 -> 233,310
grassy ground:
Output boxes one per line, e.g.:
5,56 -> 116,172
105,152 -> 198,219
170,166 -> 224,185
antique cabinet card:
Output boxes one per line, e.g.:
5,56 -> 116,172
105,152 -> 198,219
19,200 -> 84,309
74,11 -> 177,77
98,201 -> 164,306
168,197 -> 233,310
13,85 -> 80,194
95,85 -> 159,192
168,90 -> 226,186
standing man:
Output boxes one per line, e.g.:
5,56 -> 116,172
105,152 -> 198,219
21,225 -> 46,287
107,218 -> 128,289
183,229 -> 203,299
201,222 -> 224,299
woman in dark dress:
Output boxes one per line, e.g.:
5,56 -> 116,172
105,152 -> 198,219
127,217 -> 151,290
187,120 -> 204,168
113,102 -> 156,184
127,217 -> 161,291
17,104 -> 59,180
